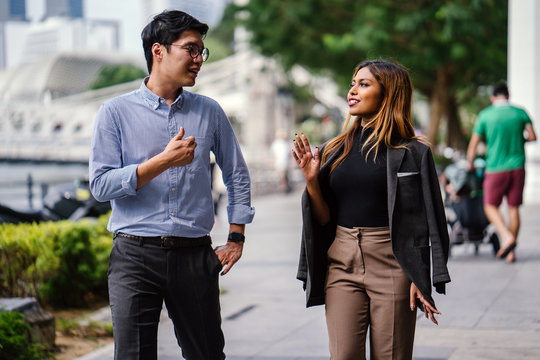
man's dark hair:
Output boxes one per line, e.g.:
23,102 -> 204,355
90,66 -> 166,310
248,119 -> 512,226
141,10 -> 209,73
492,83 -> 509,98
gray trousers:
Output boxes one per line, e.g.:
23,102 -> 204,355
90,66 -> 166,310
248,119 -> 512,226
108,234 -> 225,360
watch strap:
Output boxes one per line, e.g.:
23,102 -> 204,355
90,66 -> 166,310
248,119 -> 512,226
227,232 -> 245,243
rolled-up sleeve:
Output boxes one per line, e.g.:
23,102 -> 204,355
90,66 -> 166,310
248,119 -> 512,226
227,203 -> 256,224
89,103 -> 138,202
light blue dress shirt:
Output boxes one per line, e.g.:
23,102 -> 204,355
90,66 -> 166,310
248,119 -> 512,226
89,80 -> 255,237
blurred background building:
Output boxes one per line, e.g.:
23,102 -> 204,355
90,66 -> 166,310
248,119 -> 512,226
0,0 -> 326,166
0,0 -> 27,21
0,0 -> 538,203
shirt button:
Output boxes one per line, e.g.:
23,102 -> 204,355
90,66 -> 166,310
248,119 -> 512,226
171,187 -> 176,192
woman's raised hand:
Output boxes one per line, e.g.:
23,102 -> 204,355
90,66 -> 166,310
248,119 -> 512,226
292,133 -> 320,183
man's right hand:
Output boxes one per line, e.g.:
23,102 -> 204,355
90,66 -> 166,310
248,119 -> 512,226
163,127 -> 197,167
136,127 -> 197,190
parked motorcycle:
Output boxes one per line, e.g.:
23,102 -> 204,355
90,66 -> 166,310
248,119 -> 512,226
0,180 -> 110,224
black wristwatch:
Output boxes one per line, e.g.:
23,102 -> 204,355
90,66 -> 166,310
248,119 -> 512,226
227,232 -> 245,243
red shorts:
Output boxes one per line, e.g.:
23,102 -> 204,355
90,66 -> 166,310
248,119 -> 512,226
483,168 -> 526,207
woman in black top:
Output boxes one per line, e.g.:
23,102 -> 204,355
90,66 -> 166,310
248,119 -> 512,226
292,59 -> 450,360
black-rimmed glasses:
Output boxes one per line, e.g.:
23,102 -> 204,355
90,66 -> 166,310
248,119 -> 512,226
169,43 -> 210,62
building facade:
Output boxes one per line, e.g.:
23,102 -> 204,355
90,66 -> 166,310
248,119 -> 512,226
509,0 -> 540,203
45,0 -> 84,18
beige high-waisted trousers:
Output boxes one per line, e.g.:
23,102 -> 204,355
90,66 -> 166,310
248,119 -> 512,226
325,225 -> 416,360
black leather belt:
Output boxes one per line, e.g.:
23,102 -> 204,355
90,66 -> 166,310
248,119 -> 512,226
116,232 -> 211,248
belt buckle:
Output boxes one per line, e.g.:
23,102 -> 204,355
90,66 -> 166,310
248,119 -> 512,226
160,236 -> 175,248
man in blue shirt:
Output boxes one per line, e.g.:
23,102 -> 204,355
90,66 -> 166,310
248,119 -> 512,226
89,10 -> 255,359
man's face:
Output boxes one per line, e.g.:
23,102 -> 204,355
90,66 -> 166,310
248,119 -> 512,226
159,29 -> 205,88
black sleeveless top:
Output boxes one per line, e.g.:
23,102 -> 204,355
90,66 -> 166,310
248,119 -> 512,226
329,127 -> 389,228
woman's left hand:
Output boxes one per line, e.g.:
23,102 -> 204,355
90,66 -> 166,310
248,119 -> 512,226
410,282 -> 441,325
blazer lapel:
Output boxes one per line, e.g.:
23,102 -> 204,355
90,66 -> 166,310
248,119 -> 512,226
387,146 -> 406,226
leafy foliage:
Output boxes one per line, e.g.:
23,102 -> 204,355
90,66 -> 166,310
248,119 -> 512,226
0,311 -> 51,360
240,0 -> 508,148
205,3 -> 238,62
204,37 -> 234,63
0,213 -> 112,308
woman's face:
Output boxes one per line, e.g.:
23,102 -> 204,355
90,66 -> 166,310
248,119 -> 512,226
347,66 -> 382,120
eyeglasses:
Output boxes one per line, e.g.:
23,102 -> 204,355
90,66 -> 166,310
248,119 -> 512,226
169,43 -> 210,62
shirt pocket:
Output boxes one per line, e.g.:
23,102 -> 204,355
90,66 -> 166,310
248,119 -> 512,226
185,136 -> 212,173
397,172 -> 422,213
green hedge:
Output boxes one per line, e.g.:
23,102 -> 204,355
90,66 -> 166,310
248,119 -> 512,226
0,311 -> 51,360
0,214 -> 112,308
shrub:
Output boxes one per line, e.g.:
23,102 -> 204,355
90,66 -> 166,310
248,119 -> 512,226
0,311 -> 51,360
0,213 -> 112,308
40,223 -> 98,307
0,222 -> 58,300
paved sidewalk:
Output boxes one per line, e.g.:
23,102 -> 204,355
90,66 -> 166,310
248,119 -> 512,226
79,189 -> 540,360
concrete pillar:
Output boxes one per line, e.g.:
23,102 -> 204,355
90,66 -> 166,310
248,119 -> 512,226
508,0 -> 540,203
0,22 -> 5,69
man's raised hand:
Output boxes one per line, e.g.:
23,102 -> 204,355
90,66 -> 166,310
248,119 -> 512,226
164,127 -> 197,167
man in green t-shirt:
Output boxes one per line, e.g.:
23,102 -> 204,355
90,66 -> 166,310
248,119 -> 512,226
467,83 -> 536,262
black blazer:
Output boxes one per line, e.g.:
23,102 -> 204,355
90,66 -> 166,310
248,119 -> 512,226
297,139 -> 451,307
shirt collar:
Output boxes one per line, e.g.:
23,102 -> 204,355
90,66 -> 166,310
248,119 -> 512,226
138,77 -> 184,111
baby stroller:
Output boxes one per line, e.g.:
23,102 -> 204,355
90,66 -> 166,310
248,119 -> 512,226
442,159 -> 500,256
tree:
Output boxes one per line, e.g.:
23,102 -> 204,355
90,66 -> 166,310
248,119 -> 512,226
241,0 -> 507,149
205,4 -> 238,62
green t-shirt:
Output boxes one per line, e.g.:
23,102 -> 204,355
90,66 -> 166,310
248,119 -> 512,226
473,102 -> 532,172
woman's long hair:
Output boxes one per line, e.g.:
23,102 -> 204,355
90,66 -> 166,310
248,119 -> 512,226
321,59 -> 418,172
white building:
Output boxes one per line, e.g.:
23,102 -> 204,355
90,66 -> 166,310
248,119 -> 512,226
2,0 -> 229,70
83,0 -> 229,56
3,17 -> 119,69
509,0 -> 540,203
